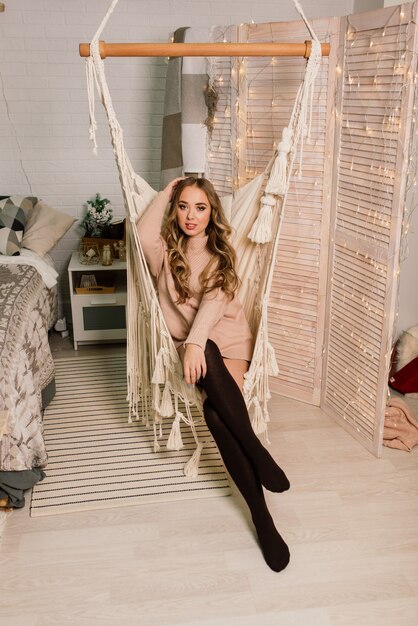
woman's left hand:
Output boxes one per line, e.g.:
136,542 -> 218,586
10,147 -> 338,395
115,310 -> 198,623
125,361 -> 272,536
183,344 -> 207,385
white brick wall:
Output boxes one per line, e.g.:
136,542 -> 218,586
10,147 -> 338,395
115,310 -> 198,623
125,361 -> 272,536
0,0 -> 353,314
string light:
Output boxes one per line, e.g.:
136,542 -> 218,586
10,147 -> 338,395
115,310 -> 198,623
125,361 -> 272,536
205,5 -> 416,438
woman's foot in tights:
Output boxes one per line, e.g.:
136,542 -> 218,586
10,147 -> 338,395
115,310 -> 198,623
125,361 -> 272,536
204,399 -> 290,573
251,504 -> 290,572
252,445 -> 290,494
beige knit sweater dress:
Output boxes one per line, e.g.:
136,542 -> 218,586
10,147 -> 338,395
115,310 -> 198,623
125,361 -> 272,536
137,190 -> 253,361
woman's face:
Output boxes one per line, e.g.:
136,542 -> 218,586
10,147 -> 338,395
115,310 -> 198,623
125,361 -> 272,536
175,185 -> 211,238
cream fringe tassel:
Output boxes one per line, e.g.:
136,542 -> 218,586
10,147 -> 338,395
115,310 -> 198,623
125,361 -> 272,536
248,1 -> 322,245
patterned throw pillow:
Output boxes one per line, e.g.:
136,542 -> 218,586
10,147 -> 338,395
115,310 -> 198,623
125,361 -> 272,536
0,196 -> 38,256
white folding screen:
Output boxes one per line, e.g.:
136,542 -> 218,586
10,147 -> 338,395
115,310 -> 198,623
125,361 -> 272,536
206,3 -> 417,455
322,3 -> 418,455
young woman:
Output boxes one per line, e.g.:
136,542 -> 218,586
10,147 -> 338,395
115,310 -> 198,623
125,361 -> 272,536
137,176 -> 290,572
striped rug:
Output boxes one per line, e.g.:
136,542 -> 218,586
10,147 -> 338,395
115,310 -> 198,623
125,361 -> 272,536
30,354 -> 230,517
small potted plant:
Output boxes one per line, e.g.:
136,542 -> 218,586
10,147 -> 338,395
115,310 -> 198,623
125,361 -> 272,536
80,193 -> 112,237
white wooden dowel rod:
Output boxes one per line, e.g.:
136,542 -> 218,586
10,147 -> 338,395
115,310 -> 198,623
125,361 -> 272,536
79,40 -> 329,59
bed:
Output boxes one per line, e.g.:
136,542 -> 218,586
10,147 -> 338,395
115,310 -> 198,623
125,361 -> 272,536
0,196 -> 75,508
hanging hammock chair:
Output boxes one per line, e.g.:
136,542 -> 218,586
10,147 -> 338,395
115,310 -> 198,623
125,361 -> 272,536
83,0 -> 323,477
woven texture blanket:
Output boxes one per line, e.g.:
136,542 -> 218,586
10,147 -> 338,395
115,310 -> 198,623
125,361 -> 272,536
0,263 -> 57,471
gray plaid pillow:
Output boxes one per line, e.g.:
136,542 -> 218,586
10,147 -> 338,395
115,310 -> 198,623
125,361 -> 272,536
0,196 -> 38,255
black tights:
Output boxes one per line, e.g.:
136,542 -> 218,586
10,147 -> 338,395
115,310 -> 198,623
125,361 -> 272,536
200,340 -> 290,572
200,341 -> 290,493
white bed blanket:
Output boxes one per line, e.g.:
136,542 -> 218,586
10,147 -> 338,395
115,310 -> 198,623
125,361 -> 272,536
0,248 -> 58,288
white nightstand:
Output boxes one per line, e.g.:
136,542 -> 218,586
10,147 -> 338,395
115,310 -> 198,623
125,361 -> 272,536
68,251 -> 127,350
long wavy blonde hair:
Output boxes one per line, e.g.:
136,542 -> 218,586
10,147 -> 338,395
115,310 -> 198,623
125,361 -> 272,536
162,177 -> 240,304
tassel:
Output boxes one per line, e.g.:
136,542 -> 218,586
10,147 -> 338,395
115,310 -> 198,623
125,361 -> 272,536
166,412 -> 184,451
247,194 -> 275,244
251,399 -> 268,435
152,383 -> 161,413
158,381 -> 174,417
262,407 -> 271,445
266,342 -> 279,376
153,423 -> 161,452
263,405 -> 271,424
153,410 -> 163,425
151,348 -> 166,384
183,442 -> 204,479
266,126 -> 292,196
86,57 -> 98,155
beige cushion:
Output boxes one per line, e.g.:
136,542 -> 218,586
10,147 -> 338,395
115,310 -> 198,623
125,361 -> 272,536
22,200 -> 76,256
0,196 -> 37,256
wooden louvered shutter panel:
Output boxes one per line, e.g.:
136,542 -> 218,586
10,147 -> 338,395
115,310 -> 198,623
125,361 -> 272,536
206,27 -> 236,195
241,17 -> 339,405
322,5 -> 417,455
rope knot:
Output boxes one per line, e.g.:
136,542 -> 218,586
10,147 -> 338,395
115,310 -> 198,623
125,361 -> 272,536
278,126 -> 293,154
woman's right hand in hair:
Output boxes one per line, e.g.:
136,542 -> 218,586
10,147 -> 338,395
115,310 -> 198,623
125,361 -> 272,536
164,177 -> 186,202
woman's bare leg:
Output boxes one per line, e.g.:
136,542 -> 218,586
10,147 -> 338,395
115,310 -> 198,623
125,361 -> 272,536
223,357 -> 249,391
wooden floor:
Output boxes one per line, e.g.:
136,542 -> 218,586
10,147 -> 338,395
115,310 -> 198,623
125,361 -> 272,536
1,340 -> 418,625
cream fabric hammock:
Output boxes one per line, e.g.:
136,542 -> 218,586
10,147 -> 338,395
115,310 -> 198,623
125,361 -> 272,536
84,0 -> 322,477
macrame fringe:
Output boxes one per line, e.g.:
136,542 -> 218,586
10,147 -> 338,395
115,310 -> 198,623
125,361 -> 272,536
247,194 -> 275,244
85,58 -> 98,155
262,407 -> 271,445
151,347 -> 167,384
183,441 -> 204,478
266,341 -> 279,376
248,124 -> 292,244
166,412 -> 184,451
152,383 -> 161,417
158,381 -> 174,417
156,408 -> 165,423
263,405 -> 271,424
251,398 -> 268,435
153,422 -> 162,452
266,126 -> 293,196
